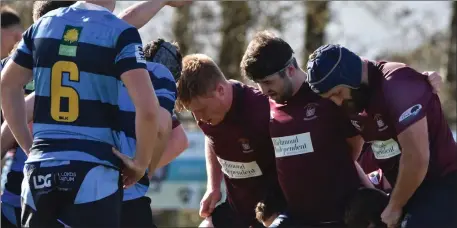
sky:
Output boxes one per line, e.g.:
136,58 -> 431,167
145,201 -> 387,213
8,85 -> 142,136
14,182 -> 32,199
115,1 -> 453,64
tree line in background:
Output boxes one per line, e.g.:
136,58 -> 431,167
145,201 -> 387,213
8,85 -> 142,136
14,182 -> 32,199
2,1 -> 455,126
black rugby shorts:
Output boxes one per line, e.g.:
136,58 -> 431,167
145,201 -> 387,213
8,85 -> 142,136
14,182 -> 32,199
121,196 -> 157,228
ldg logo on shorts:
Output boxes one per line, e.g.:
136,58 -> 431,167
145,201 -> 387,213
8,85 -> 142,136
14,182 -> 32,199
33,174 -> 52,189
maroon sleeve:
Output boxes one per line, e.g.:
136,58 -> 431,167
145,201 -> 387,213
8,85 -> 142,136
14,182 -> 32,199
331,101 -> 359,138
172,115 -> 181,129
382,67 -> 433,135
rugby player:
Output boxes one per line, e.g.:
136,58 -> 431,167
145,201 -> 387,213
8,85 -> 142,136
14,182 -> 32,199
176,54 -> 283,228
119,38 -> 188,228
241,30 -> 367,228
307,44 -> 457,227
0,1 -> 160,226
240,31 -> 444,227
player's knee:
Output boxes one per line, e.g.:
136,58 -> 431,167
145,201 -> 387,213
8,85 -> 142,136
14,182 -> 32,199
198,217 -> 213,228
345,188 -> 388,228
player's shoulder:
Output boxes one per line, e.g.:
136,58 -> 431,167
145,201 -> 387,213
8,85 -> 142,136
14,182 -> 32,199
377,61 -> 422,82
147,62 -> 174,81
39,6 -> 69,19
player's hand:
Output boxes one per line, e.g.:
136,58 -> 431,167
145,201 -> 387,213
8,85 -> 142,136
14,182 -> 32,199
199,189 -> 222,218
166,0 -> 192,7
423,71 -> 443,94
112,147 -> 147,189
381,204 -> 403,228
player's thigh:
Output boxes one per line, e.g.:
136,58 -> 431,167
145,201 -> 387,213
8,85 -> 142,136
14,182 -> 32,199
120,196 -> 157,228
59,161 -> 123,227
402,174 -> 457,228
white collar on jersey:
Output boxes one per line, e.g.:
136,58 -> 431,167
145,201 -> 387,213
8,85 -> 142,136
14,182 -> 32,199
72,1 -> 111,13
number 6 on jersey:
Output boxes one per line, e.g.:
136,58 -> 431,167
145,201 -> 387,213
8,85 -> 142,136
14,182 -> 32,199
51,61 -> 80,122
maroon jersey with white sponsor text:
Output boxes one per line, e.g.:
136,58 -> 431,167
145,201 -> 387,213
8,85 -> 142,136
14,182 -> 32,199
199,81 -> 280,226
348,61 -> 457,185
269,83 -> 361,224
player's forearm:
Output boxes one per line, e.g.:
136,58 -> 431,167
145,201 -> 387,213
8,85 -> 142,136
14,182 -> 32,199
0,88 -> 32,155
148,109 -> 172,176
346,135 -> 364,161
389,152 -> 428,209
354,161 -> 374,188
135,110 -> 159,170
205,138 -> 223,191
156,126 -> 189,169
118,0 -> 167,29
1,123 -> 17,158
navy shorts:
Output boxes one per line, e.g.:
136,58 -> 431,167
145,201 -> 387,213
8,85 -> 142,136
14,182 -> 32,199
21,161 -> 122,227
121,196 -> 157,228
401,171 -> 457,228
211,201 -> 264,228
1,203 -> 21,228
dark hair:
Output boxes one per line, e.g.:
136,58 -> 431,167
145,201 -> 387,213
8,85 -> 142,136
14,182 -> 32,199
255,188 -> 286,223
345,188 -> 389,228
144,38 -> 183,81
241,30 -> 297,81
1,6 -> 21,28
32,1 -> 76,22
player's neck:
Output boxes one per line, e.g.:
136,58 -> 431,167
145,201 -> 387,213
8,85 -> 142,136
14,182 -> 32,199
361,59 -> 369,85
83,1 -> 115,12
292,69 -> 307,96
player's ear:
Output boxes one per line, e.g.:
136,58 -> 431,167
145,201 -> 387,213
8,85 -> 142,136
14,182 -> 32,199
286,64 -> 295,78
215,83 -> 224,97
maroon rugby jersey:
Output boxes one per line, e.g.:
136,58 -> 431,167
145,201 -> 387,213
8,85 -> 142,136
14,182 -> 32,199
348,61 -> 457,186
269,83 -> 361,224
199,81 -> 280,226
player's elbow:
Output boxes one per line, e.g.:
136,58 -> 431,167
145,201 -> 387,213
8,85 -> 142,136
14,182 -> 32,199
157,108 -> 172,140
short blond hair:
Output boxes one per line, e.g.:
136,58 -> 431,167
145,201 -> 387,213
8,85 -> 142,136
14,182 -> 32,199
176,54 -> 226,111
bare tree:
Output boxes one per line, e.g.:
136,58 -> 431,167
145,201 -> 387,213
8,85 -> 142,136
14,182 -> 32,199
172,5 -> 194,56
218,2 -> 251,80
446,1 -> 456,83
303,1 -> 329,67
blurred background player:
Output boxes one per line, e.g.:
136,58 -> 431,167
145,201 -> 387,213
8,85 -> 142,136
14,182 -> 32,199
307,44 -> 457,228
1,6 -> 23,59
0,0 -> 161,226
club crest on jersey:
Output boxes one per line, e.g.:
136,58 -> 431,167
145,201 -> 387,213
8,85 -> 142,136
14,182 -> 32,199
303,103 -> 318,121
399,104 -> 422,123
351,120 -> 363,131
374,114 -> 388,131
59,25 -> 82,57
239,138 -> 254,153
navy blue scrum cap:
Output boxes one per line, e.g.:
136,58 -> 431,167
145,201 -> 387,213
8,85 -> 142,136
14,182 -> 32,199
152,41 -> 182,81
306,44 -> 363,94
